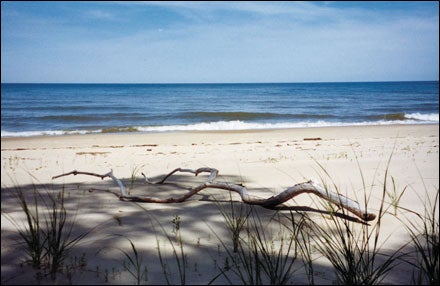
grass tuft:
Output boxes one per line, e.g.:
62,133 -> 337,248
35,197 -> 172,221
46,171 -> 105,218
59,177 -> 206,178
3,186 -> 46,269
211,203 -> 300,285
2,183 -> 93,280
399,187 -> 439,285
116,235 -> 147,285
308,147 -> 409,285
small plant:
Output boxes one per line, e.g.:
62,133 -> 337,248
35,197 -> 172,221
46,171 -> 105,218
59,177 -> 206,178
248,210 -> 299,285
211,206 -> 300,285
2,183 -> 93,280
117,235 -> 147,285
216,193 -> 251,253
286,211 -> 315,285
169,214 -> 187,285
64,252 -> 87,280
129,165 -> 145,193
156,238 -> 171,284
150,212 -> 188,285
309,149 -> 408,285
171,214 -> 181,236
43,187 -> 92,279
399,187 -> 439,285
3,186 -> 46,268
386,176 -> 408,216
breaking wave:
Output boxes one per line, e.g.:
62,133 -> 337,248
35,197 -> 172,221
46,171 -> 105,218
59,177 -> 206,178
2,112 -> 437,137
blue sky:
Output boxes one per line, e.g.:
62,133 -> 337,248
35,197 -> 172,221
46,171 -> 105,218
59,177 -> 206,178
1,1 -> 438,83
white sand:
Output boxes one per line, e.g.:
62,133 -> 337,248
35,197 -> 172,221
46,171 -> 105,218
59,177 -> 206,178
1,124 -> 438,284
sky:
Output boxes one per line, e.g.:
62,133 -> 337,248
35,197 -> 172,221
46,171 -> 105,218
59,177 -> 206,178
1,1 -> 439,83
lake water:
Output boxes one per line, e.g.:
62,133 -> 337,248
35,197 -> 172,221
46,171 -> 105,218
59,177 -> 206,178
1,81 -> 438,137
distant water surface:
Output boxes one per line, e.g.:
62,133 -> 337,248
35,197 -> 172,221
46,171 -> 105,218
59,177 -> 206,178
1,81 -> 438,137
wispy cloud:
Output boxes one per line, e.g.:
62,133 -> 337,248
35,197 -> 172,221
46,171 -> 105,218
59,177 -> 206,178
85,9 -> 115,20
1,1 -> 438,83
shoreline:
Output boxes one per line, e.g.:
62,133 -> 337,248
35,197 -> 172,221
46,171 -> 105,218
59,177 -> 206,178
2,121 -> 438,139
2,122 -> 437,141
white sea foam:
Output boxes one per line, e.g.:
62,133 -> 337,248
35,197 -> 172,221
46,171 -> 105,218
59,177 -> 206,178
136,119 -> 436,132
1,129 -> 97,137
404,113 -> 439,121
2,115 -> 438,137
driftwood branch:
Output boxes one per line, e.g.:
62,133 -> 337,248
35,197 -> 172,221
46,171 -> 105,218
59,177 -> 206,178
52,167 -> 376,221
52,169 -> 128,196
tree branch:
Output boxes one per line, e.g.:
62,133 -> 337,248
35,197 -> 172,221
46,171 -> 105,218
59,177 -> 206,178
52,167 -> 376,221
52,169 -> 128,196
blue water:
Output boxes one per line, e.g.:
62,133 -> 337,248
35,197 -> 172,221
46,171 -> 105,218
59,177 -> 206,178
1,81 -> 438,137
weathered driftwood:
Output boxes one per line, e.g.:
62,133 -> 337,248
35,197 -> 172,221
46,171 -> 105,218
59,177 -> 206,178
53,169 -> 128,196
52,167 -> 376,221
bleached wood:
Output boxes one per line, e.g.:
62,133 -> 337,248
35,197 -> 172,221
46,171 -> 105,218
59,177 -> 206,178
52,167 -> 376,221
52,169 -> 127,196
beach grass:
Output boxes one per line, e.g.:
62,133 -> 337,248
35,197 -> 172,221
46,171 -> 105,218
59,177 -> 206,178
248,210 -> 299,285
116,235 -> 148,285
2,185 -> 46,269
43,187 -> 90,279
287,211 -> 316,285
143,209 -> 188,285
2,184 -> 93,280
306,147 -> 411,285
2,170 -> 438,285
209,203 -> 302,285
215,192 -> 251,253
398,185 -> 439,285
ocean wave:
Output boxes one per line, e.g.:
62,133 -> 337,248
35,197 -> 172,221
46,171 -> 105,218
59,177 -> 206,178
368,113 -> 407,121
2,113 -> 438,137
101,126 -> 139,133
136,119 -> 436,132
178,111 -> 335,121
366,112 -> 439,122
404,113 -> 439,121
39,113 -> 148,122
0,129 -> 97,137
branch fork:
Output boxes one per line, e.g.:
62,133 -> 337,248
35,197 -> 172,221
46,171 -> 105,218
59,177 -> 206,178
52,167 -> 376,221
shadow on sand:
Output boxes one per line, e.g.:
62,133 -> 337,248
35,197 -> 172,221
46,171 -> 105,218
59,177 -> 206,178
1,172 -> 421,285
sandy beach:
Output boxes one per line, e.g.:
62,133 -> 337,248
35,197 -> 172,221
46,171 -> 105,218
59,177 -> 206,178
1,124 -> 439,284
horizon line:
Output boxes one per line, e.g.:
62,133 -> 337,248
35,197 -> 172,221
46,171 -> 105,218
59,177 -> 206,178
1,80 -> 439,85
